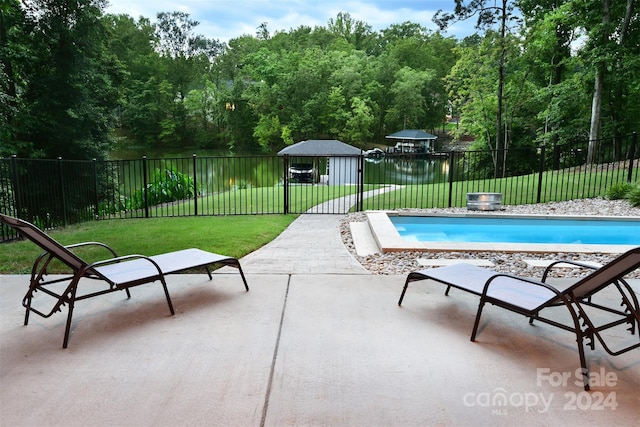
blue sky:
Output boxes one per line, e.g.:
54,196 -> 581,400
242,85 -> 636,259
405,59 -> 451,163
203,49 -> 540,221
105,0 -> 476,43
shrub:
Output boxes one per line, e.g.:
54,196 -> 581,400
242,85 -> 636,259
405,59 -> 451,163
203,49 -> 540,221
605,182 -> 633,200
127,168 -> 199,211
626,185 -> 640,207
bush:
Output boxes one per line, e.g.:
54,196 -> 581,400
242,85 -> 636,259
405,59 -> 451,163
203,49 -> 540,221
605,182 -> 634,200
626,185 -> 640,207
127,168 -> 198,211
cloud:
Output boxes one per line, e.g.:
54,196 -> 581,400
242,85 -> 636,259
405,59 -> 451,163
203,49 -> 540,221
105,0 -> 474,42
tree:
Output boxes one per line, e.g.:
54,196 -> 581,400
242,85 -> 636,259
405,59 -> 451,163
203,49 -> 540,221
580,0 -> 638,162
388,67 -> 436,130
341,96 -> 374,146
446,36 -> 500,152
518,0 -> 580,147
103,14 -> 159,84
253,115 -> 283,151
435,0 -> 521,177
15,0 -> 123,159
0,0 -> 26,156
256,22 -> 270,41
323,86 -> 348,138
184,80 -> 229,146
154,11 -> 224,146
103,14 -> 165,146
587,0 -> 611,162
327,12 -> 375,51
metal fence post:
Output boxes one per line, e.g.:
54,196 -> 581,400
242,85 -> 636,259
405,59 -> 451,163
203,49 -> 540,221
92,159 -> 99,219
357,153 -> 364,212
10,155 -> 21,218
192,154 -> 198,216
282,155 -> 289,214
142,155 -> 149,218
58,157 -> 68,226
447,152 -> 455,208
628,132 -> 637,183
536,145 -> 546,204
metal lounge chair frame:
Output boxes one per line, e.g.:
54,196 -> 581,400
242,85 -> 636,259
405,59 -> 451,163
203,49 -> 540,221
398,247 -> 640,391
0,214 -> 249,348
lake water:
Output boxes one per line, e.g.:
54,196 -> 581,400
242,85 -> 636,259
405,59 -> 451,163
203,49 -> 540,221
109,148 -> 452,186
108,147 -> 242,160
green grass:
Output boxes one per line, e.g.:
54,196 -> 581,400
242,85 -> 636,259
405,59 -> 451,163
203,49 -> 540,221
109,184 -> 380,216
360,167 -> 636,209
0,215 -> 297,274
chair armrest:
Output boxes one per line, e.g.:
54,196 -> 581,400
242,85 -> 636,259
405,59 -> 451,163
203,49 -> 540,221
484,273 -> 562,296
84,254 -> 165,279
30,242 -> 119,282
65,241 -> 118,258
480,272 -> 568,312
541,259 -> 600,282
87,254 -> 162,268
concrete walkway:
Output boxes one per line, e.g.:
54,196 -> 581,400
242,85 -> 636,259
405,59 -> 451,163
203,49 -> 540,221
240,185 -> 398,274
1,209 -> 639,426
239,214 -> 368,275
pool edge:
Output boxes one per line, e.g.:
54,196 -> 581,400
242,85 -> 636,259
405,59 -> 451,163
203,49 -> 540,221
365,210 -> 639,254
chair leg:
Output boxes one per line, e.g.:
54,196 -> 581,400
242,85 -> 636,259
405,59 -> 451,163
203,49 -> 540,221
23,276 -> 41,325
24,292 -> 32,326
575,331 -> 590,391
219,260 -> 249,291
562,299 -> 591,391
62,281 -> 80,349
398,277 -> 410,306
398,273 -> 427,305
470,299 -> 486,341
617,280 -> 640,336
160,277 -> 175,315
237,266 -> 249,291
62,301 -> 75,349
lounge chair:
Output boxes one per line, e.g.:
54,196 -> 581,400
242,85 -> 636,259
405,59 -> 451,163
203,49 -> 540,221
398,247 -> 640,390
0,213 -> 249,348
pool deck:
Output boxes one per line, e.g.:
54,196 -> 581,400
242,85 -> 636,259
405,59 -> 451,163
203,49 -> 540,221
2,272 -> 639,427
367,211 -> 640,253
1,214 -> 639,426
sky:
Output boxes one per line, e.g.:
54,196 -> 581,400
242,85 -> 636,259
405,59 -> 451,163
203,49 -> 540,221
104,0 -> 476,43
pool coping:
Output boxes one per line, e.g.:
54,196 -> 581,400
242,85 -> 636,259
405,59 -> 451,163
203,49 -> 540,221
366,210 -> 640,254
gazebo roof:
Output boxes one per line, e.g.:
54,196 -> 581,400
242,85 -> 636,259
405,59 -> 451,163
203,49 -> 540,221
385,129 -> 438,141
277,140 -> 362,156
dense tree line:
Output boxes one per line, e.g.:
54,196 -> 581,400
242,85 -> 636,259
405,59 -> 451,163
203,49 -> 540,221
0,0 -> 638,161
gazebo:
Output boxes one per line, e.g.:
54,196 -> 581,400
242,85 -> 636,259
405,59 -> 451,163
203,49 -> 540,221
277,140 -> 362,185
385,129 -> 438,154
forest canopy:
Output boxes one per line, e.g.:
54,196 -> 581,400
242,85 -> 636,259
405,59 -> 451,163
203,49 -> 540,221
1,0 -> 638,160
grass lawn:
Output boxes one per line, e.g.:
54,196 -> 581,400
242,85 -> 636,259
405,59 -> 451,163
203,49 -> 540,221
0,215 -> 297,274
360,166 -> 635,209
108,184 -> 381,216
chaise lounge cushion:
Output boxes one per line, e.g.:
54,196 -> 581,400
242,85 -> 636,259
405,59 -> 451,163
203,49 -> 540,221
423,263 -> 567,312
94,249 -> 239,286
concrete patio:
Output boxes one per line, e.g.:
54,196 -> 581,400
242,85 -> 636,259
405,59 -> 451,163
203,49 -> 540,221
1,214 -> 639,426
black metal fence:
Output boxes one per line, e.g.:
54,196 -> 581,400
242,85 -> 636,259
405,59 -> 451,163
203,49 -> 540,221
363,135 -> 639,210
1,133 -> 638,240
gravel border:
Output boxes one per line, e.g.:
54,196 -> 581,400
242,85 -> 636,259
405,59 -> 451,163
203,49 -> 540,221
340,198 -> 640,278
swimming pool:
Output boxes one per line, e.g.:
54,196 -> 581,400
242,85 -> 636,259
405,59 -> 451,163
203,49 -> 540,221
392,216 -> 639,245
366,211 -> 640,253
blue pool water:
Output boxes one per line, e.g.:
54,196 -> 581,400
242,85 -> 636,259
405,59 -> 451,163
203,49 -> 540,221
391,216 -> 640,245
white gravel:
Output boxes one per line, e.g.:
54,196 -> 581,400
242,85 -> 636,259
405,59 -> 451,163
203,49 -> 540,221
340,198 -> 640,278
